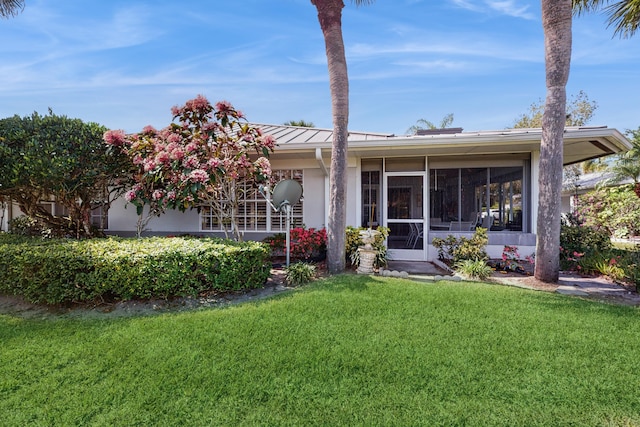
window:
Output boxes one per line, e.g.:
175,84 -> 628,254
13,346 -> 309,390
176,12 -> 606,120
429,166 -> 525,231
36,200 -> 109,230
200,169 -> 303,232
90,205 -> 109,229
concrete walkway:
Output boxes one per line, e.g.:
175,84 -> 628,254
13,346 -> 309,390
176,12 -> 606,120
385,260 -> 640,305
552,274 -> 639,301
386,261 -> 448,275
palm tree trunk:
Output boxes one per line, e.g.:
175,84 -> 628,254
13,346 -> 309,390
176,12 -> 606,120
312,0 -> 349,274
535,0 -> 572,282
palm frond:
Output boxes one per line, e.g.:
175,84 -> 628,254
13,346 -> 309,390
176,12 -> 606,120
606,0 -> 640,37
0,0 -> 24,18
573,0 -> 608,15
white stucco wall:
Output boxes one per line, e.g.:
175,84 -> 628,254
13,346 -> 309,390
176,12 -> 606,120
107,196 -> 201,235
301,167 -> 326,229
346,166 -> 358,227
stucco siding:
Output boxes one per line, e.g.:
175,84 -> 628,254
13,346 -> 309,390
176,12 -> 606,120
301,167 -> 326,229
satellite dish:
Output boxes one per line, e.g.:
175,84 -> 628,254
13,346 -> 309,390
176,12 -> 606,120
272,179 -> 303,211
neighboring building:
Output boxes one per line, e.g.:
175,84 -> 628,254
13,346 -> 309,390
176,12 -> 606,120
2,125 -> 632,262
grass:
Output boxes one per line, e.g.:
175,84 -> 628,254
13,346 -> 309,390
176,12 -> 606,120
2,275 -> 640,426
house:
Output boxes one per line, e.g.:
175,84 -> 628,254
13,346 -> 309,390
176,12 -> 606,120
1,125 -> 632,262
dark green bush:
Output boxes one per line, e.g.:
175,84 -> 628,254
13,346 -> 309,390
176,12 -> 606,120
8,216 -> 52,237
0,235 -> 270,304
560,214 -> 612,270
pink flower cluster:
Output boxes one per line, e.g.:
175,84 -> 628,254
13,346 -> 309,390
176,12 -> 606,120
103,95 -> 277,238
188,169 -> 209,183
103,129 -> 126,147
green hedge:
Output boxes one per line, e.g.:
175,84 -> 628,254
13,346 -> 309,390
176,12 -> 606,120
0,235 -> 271,304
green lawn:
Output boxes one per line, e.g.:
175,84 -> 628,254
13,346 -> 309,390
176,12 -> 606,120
2,275 -> 640,426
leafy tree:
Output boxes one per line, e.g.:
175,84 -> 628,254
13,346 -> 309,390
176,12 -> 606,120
406,113 -> 455,135
574,0 -> 640,38
535,0 -> 572,283
283,120 -> 315,127
514,91 -> 604,175
512,90 -> 596,128
0,0 -> 23,17
104,95 -> 275,240
0,111 -> 129,237
310,0 -> 373,274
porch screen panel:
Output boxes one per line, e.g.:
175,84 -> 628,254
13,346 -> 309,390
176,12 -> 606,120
429,169 -> 459,227
465,168 -> 488,228
489,167 -> 523,231
429,165 -> 525,231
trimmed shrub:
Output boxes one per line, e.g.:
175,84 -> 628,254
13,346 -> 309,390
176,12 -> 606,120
0,235 -> 270,304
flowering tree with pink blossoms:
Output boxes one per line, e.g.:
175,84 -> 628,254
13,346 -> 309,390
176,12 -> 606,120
104,95 -> 276,239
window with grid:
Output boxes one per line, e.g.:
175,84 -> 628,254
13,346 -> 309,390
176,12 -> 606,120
90,205 -> 109,230
200,169 -> 304,232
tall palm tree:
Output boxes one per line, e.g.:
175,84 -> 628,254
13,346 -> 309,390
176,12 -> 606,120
573,0 -> 640,37
310,0 -> 372,274
535,0 -> 573,283
0,0 -> 23,18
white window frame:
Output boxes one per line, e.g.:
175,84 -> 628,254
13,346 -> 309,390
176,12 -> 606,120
200,169 -> 304,233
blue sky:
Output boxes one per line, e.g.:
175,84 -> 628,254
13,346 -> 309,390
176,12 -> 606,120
1,0 -> 639,136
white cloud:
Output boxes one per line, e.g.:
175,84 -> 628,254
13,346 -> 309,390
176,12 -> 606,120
450,0 -> 482,12
450,0 -> 535,20
486,0 -> 535,20
349,38 -> 541,63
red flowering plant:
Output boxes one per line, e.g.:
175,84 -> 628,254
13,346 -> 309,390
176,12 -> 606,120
263,227 -> 327,261
490,245 -> 534,274
104,95 -> 276,239
560,246 -> 586,272
501,245 -> 521,271
290,227 -> 327,260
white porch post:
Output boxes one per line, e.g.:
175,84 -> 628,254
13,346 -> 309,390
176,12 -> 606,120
531,150 -> 541,233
